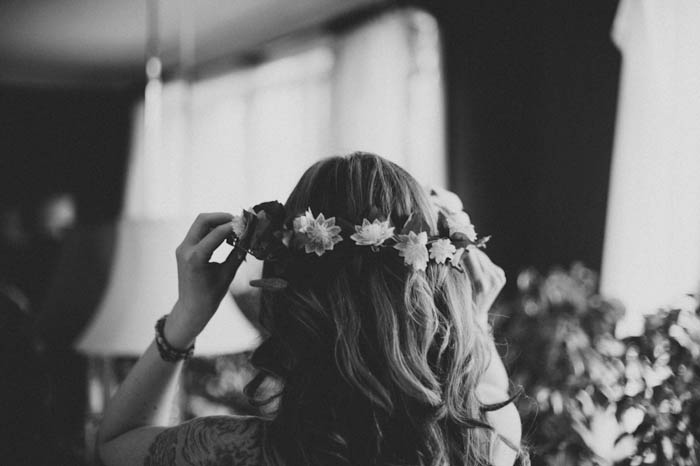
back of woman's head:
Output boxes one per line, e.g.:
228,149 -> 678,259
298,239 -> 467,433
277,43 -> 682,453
246,152 -> 495,466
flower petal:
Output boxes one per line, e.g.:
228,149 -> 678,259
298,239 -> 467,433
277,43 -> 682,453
394,231 -> 429,270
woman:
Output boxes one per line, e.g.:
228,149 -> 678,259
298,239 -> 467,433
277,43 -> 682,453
98,152 -> 524,466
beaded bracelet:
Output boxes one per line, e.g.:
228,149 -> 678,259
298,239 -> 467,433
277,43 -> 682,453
155,315 -> 195,362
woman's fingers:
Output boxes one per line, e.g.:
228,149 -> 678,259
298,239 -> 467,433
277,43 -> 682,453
464,248 -> 487,293
465,248 -> 506,313
183,212 -> 233,246
195,222 -> 235,261
468,249 -> 505,285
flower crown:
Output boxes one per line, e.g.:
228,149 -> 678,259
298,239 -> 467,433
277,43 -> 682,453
228,189 -> 489,290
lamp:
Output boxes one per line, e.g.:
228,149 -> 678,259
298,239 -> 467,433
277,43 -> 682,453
73,0 -> 262,358
75,0 -> 260,361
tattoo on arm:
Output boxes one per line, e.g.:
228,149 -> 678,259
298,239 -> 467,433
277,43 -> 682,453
144,427 -> 178,466
144,416 -> 262,466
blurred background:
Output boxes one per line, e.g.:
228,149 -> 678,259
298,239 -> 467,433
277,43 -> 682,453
1,0 -> 699,465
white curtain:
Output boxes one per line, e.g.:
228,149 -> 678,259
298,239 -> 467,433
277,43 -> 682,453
601,0 -> 700,334
125,47 -> 332,218
125,8 -> 445,221
330,10 -> 445,186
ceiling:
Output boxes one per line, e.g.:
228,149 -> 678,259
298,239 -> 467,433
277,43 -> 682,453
0,0 -> 382,87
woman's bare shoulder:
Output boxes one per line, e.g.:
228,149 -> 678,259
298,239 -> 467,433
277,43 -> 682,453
487,401 -> 522,466
144,415 -> 265,466
478,383 -> 522,466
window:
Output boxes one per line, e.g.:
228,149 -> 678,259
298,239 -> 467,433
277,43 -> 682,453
124,8 -> 445,220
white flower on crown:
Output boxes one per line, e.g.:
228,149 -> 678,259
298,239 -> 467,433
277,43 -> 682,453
447,211 -> 477,241
429,238 -> 457,264
293,209 -> 343,256
293,208 -> 316,234
231,212 -> 248,237
394,231 -> 429,271
350,218 -> 395,250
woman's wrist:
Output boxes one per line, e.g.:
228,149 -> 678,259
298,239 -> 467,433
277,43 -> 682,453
163,302 -> 199,349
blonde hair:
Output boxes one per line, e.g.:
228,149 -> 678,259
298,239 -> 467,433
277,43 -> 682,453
246,152 -> 496,465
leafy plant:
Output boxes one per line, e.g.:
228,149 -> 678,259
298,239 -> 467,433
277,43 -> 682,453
493,263 -> 700,465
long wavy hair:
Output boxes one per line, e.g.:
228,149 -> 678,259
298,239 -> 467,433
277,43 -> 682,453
245,152 -> 497,466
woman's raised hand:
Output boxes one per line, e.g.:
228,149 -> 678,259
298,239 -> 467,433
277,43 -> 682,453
464,247 -> 506,320
166,213 -> 247,348
466,248 -> 511,397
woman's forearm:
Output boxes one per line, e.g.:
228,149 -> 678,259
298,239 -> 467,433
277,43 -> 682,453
97,306 -> 195,445
98,213 -> 243,448
97,214 -> 246,465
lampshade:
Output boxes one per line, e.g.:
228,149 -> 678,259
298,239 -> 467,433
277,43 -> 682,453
75,217 -> 260,357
